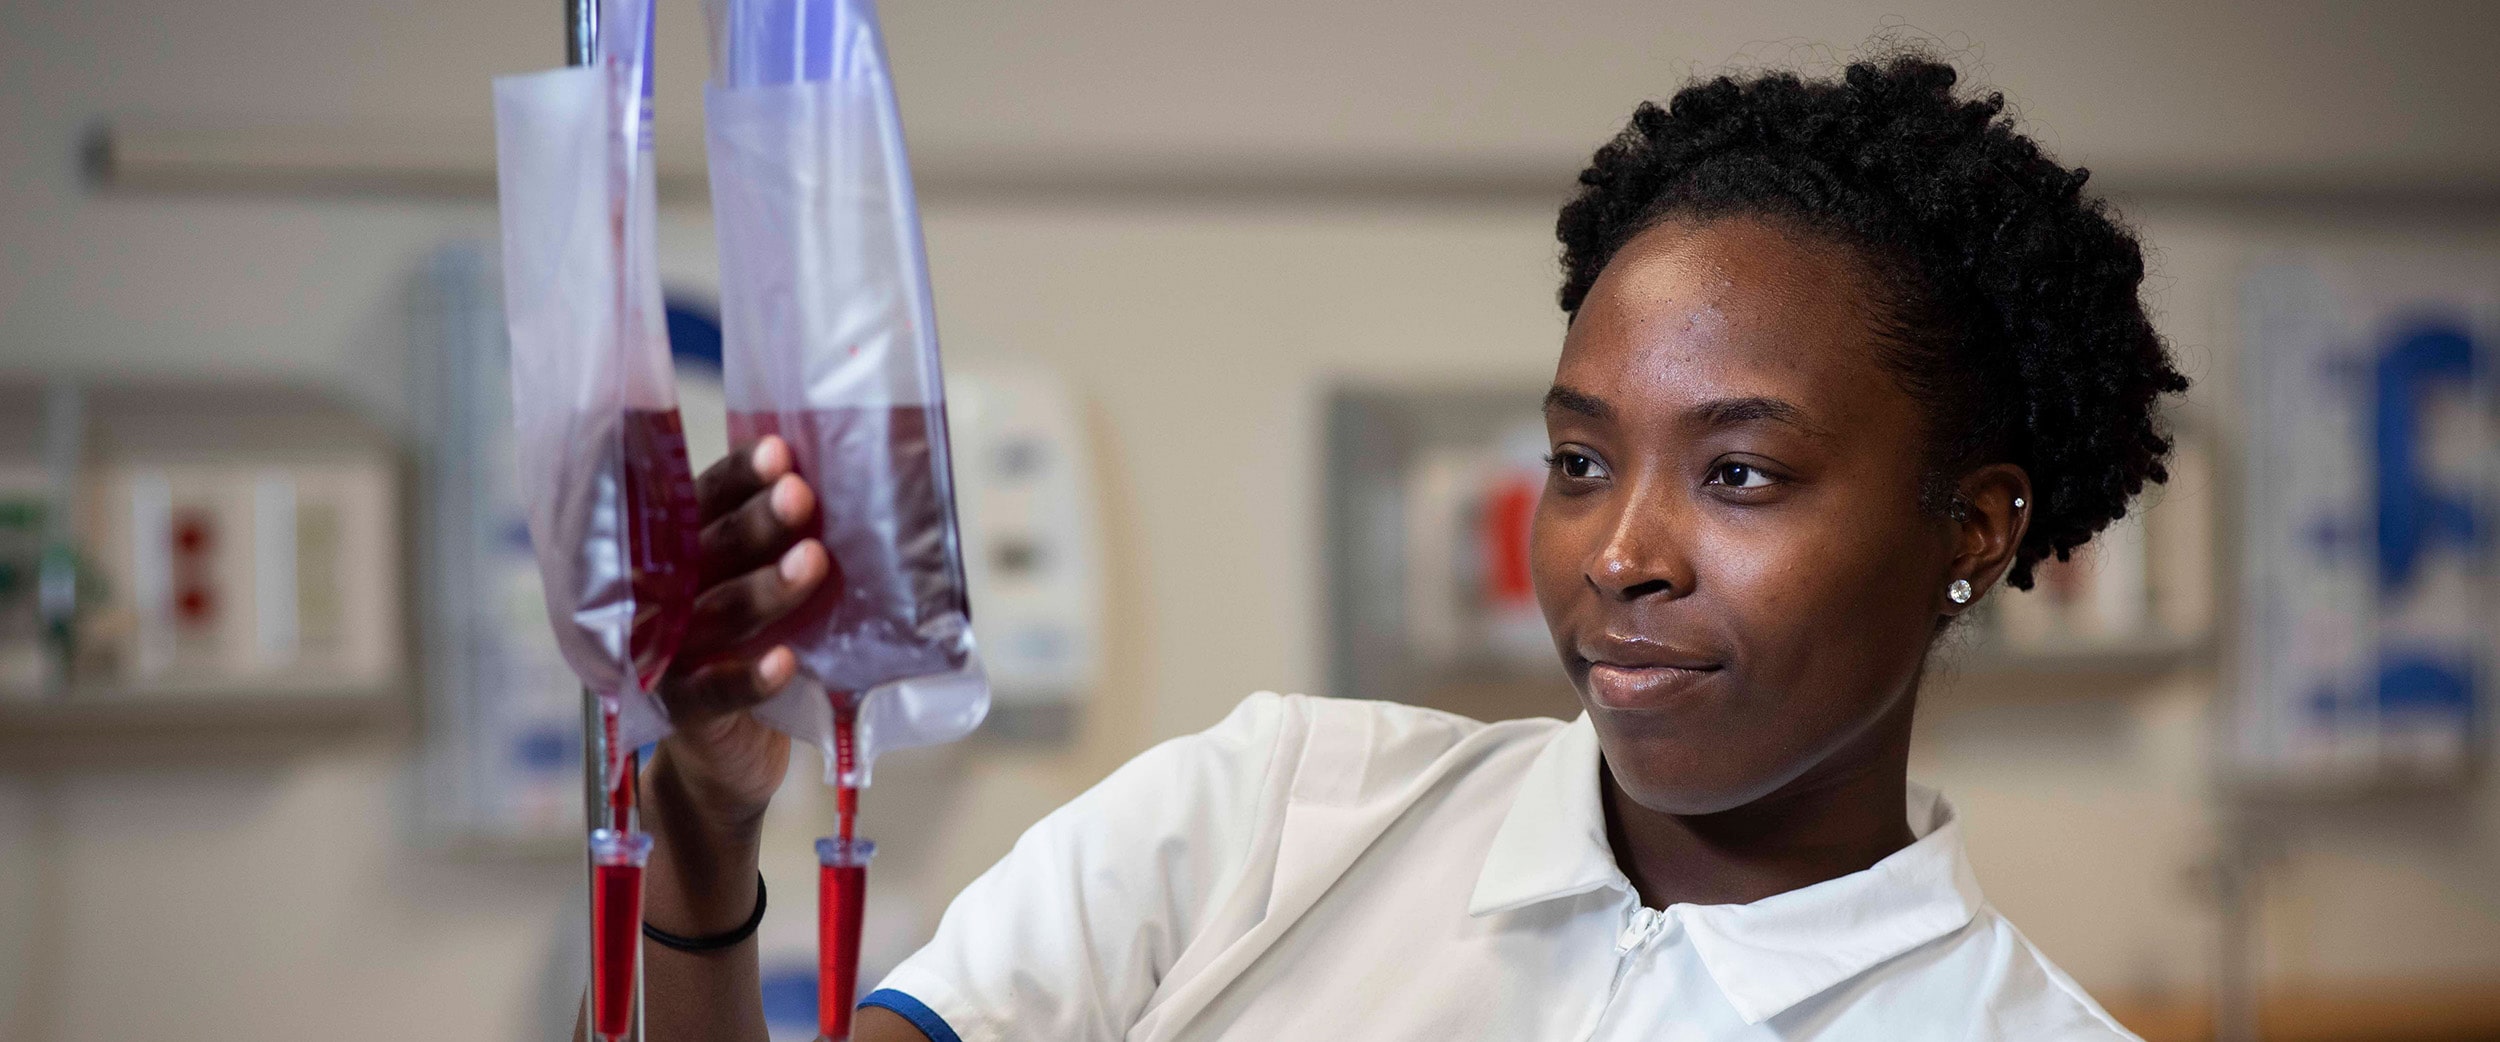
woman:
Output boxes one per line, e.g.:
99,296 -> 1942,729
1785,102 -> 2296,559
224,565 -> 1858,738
633,54 -> 2185,1041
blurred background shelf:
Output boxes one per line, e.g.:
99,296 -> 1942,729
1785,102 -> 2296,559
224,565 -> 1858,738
1950,635 -> 2218,681
0,690 -> 402,772
0,379 -> 407,761
2104,981 -> 2500,1042
0,689 -> 394,738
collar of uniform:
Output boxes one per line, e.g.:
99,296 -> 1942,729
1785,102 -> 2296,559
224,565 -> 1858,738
1467,713 -> 1621,917
1466,717 -> 1987,1025
1677,786 -> 1986,1024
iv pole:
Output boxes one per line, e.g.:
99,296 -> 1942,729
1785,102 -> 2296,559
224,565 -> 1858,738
567,0 -> 597,66
568,0 -> 637,1033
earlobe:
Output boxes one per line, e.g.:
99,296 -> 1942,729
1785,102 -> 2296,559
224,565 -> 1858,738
1944,463 -> 2032,614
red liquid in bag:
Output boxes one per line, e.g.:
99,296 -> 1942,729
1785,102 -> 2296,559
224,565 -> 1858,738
592,861 -> 646,1041
818,856 -> 869,1042
620,407 -> 703,691
728,406 -> 971,693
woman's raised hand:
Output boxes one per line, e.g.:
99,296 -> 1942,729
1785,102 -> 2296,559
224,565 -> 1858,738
631,435 -> 832,1041
649,434 -> 829,832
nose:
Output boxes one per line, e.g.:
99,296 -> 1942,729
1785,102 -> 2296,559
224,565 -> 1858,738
1586,492 -> 1694,603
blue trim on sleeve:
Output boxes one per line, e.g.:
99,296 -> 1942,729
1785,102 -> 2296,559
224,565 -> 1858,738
859,988 -> 963,1042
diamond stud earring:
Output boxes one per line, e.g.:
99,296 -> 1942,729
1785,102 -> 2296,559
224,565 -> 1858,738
1947,579 -> 1974,605
2012,496 -> 2025,509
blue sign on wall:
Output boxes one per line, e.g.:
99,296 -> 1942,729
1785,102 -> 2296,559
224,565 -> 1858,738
2242,259 -> 2494,786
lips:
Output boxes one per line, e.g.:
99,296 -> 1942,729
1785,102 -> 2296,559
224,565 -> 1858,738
1578,635 -> 1724,711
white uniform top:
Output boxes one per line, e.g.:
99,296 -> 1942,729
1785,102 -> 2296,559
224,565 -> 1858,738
868,693 -> 2140,1042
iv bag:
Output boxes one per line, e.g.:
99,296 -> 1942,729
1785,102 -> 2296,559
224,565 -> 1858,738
494,0 -> 697,785
703,0 -> 988,786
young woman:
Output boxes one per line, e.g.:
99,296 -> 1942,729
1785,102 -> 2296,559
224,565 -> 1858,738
630,55 -> 2186,1041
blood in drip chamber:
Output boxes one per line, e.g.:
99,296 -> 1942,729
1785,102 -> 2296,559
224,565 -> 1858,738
817,842 -> 871,1041
590,829 -> 654,1042
818,703 -> 870,1042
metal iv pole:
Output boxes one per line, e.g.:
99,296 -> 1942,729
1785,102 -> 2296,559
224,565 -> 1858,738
568,0 -> 636,1032
567,0 -> 598,67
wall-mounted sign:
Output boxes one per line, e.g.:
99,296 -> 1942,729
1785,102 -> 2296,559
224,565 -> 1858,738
2240,255 -> 2495,789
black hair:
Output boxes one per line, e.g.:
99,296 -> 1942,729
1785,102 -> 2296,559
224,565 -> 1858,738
1556,53 -> 2188,590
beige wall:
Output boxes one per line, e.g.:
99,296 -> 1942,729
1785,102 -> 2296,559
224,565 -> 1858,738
5,0 -> 2500,1039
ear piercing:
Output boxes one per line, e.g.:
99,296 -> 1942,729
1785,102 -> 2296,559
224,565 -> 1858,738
1944,497 -> 2015,608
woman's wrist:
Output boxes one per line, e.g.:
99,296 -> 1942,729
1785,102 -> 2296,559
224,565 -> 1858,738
647,733 -> 778,832
641,751 -> 768,937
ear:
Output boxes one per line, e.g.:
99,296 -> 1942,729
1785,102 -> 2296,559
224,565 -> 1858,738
1941,463 -> 2031,616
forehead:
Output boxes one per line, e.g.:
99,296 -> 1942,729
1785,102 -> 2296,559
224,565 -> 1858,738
1555,217 -> 1904,428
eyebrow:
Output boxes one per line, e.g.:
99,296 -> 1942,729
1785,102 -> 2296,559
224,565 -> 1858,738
1544,385 -> 1827,438
1692,395 -> 1827,437
1542,385 -> 1612,420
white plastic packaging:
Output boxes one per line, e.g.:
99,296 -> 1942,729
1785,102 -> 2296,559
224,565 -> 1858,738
494,0 -> 695,796
704,0 -> 987,788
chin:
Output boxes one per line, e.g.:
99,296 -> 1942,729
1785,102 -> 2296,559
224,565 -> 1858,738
1589,709 -> 1805,817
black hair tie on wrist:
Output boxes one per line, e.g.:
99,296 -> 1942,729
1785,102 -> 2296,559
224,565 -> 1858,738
644,873 -> 767,953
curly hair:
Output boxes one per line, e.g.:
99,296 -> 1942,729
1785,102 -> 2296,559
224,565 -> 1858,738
1556,54 -> 2187,590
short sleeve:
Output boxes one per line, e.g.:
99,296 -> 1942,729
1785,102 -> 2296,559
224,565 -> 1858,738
869,693 -> 1291,1042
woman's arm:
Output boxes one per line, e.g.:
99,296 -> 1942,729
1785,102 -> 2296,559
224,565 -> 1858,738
594,435 -> 851,1042
627,440 -> 1273,1042
639,747 -> 772,1042
638,745 -> 930,1041
636,711 -> 925,1040
640,746 -> 930,1042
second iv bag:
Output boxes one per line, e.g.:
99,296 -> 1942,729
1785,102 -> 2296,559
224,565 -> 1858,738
704,0 -> 988,788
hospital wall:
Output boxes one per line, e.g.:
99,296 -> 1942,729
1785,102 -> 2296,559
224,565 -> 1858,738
4,1 -> 2500,1039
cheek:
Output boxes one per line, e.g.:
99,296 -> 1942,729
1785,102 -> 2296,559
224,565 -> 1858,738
1602,509 -> 1934,812
1700,505 -> 1937,677
1529,495 -> 1596,621
1699,526 -> 1813,613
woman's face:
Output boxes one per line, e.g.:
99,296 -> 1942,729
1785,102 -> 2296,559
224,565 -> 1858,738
1532,216 -> 1964,816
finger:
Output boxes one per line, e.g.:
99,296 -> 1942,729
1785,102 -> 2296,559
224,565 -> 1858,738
660,645 -> 798,726
695,435 -> 792,522
698,473 -> 816,587
680,540 -> 830,658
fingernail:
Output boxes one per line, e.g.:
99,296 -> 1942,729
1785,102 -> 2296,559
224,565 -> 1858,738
779,540 -> 822,584
751,436 -> 789,479
759,647 -> 796,689
770,473 -> 812,525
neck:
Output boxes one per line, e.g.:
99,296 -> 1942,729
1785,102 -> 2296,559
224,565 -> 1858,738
1601,695 -> 1918,909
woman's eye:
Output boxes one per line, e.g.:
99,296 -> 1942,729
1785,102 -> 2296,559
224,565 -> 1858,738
1707,461 -> 1777,489
1544,450 -> 1608,481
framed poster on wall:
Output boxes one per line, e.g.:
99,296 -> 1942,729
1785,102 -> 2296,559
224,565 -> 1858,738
2239,254 -> 2496,790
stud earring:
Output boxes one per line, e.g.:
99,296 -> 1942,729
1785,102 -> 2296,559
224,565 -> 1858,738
1947,578 -> 1974,605
2012,496 -> 2026,510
